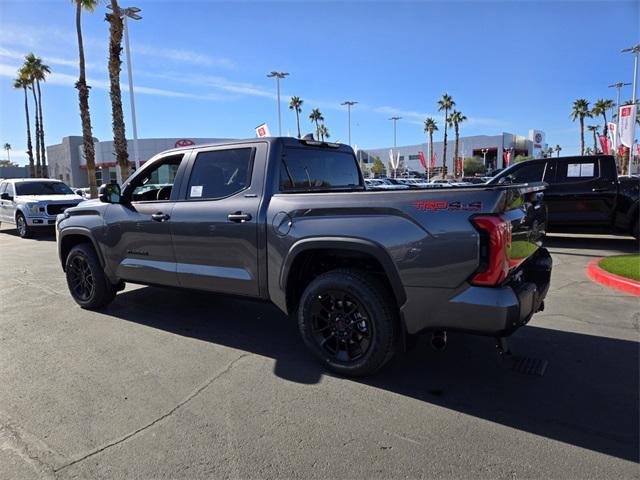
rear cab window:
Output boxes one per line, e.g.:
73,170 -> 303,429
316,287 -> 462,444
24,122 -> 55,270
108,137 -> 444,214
280,147 -> 363,192
555,158 -> 599,183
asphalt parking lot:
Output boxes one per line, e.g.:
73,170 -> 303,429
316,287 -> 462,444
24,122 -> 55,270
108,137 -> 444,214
0,225 -> 638,479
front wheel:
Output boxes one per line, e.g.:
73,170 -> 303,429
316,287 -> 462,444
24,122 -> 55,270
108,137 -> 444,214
298,269 -> 398,377
15,213 -> 31,238
65,243 -> 116,309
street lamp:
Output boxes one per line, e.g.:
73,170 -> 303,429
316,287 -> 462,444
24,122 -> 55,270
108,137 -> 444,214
267,71 -> 289,136
621,44 -> 640,104
481,148 -> 488,167
608,81 -> 631,120
341,101 -> 358,145
107,4 -> 142,171
389,116 -> 401,148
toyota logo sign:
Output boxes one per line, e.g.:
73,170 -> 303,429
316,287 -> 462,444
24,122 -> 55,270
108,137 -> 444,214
175,139 -> 195,148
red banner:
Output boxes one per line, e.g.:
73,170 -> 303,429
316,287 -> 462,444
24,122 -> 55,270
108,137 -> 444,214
617,144 -> 626,157
503,150 -> 511,168
599,135 -> 610,155
418,151 -> 427,169
430,153 -> 437,169
455,158 -> 463,176
637,143 -> 640,157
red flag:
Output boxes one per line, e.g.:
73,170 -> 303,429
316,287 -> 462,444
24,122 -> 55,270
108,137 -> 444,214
503,150 -> 511,167
418,151 -> 427,169
637,143 -> 640,157
599,135 -> 610,155
430,153 -> 437,169
455,158 -> 462,176
617,144 -> 626,157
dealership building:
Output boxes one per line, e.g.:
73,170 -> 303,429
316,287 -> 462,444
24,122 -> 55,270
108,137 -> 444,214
46,136 -> 233,187
360,129 -> 548,176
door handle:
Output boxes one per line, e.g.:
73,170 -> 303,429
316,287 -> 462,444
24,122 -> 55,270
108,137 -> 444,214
151,212 -> 170,222
228,211 -> 252,223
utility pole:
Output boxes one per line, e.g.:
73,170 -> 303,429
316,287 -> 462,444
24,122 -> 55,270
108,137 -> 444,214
267,71 -> 289,136
622,44 -> 640,103
341,101 -> 357,145
389,116 -> 401,148
608,82 -> 631,121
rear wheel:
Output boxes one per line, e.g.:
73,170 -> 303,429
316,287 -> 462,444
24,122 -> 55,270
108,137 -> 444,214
15,213 -> 31,238
632,218 -> 639,242
65,243 -> 116,309
298,269 -> 398,376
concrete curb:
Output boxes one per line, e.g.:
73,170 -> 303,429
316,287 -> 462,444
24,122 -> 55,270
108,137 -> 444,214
586,257 -> 640,296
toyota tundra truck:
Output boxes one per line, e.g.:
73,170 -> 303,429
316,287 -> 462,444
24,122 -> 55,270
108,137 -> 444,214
56,137 -> 552,376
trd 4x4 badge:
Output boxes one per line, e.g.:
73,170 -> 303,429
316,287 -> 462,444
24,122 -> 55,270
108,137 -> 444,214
413,200 -> 482,212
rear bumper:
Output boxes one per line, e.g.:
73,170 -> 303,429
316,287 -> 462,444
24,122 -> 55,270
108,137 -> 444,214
401,248 -> 552,336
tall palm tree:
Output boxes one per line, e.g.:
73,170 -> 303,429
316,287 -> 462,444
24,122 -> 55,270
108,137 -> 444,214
591,98 -> 615,138
587,125 -> 600,154
423,117 -> 438,173
570,99 -> 590,155
21,63 -> 41,176
437,93 -> 455,176
289,96 -> 303,138
309,108 -> 324,140
317,124 -> 330,142
3,143 -> 11,162
74,0 -> 99,197
24,54 -> 50,177
106,0 -> 130,180
448,110 -> 467,176
13,72 -> 34,176
555,144 -> 562,157
547,147 -> 554,158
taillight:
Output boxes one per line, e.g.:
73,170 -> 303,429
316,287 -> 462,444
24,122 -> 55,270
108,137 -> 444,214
470,215 -> 512,286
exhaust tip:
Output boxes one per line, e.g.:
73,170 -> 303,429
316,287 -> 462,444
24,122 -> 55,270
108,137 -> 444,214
431,331 -> 447,351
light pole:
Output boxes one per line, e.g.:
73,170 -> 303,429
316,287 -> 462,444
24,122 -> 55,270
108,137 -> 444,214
481,148 -> 488,167
608,81 -> 631,120
267,71 -> 289,136
622,44 -> 640,104
341,101 -> 357,145
108,4 -> 142,171
389,116 -> 401,148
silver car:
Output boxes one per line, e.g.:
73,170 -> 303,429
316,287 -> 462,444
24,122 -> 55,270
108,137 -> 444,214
0,178 -> 85,238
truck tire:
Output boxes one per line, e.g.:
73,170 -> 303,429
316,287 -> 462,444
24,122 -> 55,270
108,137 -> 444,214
632,219 -> 639,242
15,212 -> 31,238
298,269 -> 398,376
65,243 -> 116,309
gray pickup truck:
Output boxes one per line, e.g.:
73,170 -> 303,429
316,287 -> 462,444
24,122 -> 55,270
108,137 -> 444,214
56,137 -> 551,376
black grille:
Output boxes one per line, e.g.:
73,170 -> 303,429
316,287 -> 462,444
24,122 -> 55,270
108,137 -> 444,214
46,203 -> 77,216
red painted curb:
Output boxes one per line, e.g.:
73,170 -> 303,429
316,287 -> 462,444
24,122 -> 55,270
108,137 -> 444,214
586,258 -> 640,296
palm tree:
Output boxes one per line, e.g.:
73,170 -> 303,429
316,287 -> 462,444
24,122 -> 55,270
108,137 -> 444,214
21,63 -> 40,176
591,98 -> 615,139
587,125 -> 600,153
555,144 -> 562,157
74,0 -> 99,197
13,72 -> 34,176
585,147 -> 593,155
423,117 -> 438,174
24,53 -> 50,177
570,99 -> 590,155
317,124 -> 329,142
106,0 -> 130,180
3,143 -> 11,162
546,147 -> 554,158
289,96 -> 304,138
437,93 -> 455,176
448,110 -> 467,176
309,108 -> 324,140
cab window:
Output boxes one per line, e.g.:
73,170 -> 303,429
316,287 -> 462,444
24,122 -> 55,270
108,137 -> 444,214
186,148 -> 254,200
556,159 -> 599,183
509,162 -> 547,184
129,155 -> 183,202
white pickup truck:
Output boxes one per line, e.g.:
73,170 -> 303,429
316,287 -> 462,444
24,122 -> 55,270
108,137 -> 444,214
0,178 -> 85,238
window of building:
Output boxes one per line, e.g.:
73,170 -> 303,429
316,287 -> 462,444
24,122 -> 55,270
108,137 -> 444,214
187,148 -> 254,200
408,154 -> 420,161
280,148 -> 362,192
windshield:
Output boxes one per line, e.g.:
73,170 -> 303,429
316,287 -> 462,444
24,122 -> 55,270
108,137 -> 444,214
15,181 -> 74,196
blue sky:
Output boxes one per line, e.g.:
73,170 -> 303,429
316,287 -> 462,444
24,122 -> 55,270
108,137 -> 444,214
0,0 -> 638,165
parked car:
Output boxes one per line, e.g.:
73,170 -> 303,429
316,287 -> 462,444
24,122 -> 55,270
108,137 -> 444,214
364,178 -> 408,190
487,155 -> 639,239
0,178 -> 85,238
57,137 -> 551,376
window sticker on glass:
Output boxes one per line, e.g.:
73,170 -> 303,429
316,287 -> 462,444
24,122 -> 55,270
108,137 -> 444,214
567,163 -> 581,177
190,185 -> 203,197
580,163 -> 594,177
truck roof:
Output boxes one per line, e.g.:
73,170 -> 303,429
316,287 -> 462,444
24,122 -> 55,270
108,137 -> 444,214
160,136 -> 354,155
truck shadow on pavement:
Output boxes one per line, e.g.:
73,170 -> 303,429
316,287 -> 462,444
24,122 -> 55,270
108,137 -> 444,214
109,286 -> 639,463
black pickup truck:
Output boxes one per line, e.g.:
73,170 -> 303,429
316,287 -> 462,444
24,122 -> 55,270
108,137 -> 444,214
56,137 -> 552,376
488,155 -> 639,239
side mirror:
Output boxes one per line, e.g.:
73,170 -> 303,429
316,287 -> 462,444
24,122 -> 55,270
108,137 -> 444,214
98,183 -> 122,204
0,192 -> 10,200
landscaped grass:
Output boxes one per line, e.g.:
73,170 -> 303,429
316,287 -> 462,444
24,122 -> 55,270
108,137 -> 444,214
599,255 -> 640,281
